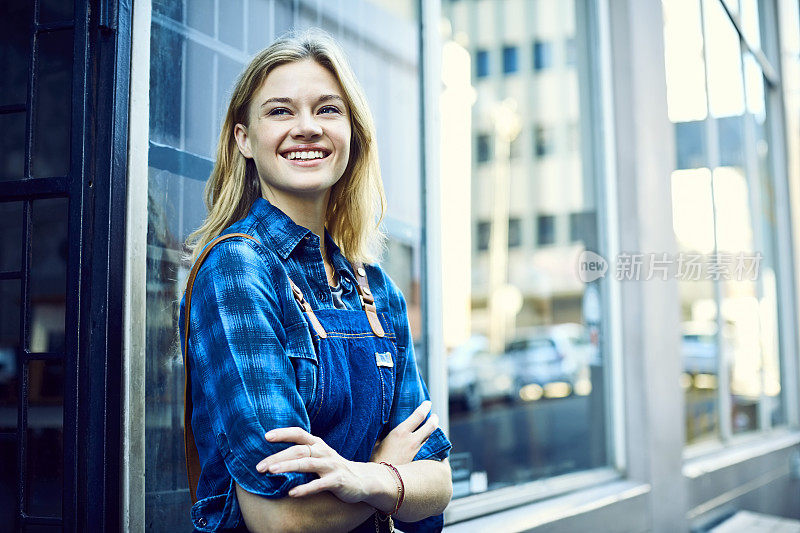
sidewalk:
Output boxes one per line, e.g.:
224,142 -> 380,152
710,511 -> 800,533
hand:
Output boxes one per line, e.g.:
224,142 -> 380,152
257,427 -> 385,504
370,400 -> 439,465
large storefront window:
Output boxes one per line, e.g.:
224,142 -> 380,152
663,0 -> 784,446
441,0 -> 611,504
143,1 -> 424,528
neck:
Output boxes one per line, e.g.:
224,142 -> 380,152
261,186 -> 330,261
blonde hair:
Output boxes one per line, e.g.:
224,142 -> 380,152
185,29 -> 386,266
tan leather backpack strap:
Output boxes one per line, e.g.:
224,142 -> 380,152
286,277 -> 327,338
183,232 -> 260,504
352,262 -> 385,337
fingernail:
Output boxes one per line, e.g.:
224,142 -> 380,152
265,431 -> 274,440
256,462 -> 266,473
288,489 -> 298,497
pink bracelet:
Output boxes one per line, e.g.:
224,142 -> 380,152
380,462 -> 405,515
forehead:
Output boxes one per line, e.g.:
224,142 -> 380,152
257,59 -> 344,99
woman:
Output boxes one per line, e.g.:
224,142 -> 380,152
179,29 -> 453,532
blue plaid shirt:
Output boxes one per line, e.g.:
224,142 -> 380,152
179,197 -> 451,531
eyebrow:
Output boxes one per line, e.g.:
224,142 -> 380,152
260,94 -> 345,108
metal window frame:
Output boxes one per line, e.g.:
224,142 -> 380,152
0,0 -> 132,530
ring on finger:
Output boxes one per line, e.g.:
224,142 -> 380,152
307,444 -> 313,458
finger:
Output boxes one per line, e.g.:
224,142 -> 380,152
395,400 -> 432,432
288,477 -> 334,498
269,456 -> 330,475
412,413 -> 439,445
257,444 -> 313,473
265,427 -> 317,445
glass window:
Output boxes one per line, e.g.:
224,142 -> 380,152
442,0 -> 608,503
663,0 -> 785,445
534,124 -> 555,157
570,211 -> 596,244
476,48 -> 490,78
533,40 -> 553,70
476,133 -> 492,163
143,1 -> 425,528
502,45 -> 519,74
476,221 -> 491,251
536,214 -> 556,246
508,218 -> 522,248
565,37 -> 576,67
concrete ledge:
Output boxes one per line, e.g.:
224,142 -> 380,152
443,480 -> 651,533
684,430 -> 800,522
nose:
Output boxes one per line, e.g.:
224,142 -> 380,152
291,111 -> 323,139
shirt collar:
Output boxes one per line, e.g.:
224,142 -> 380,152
250,197 -> 313,259
250,198 -> 358,284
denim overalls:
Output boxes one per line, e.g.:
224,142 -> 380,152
184,232 -> 410,532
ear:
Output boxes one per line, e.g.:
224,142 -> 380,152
234,123 -> 253,159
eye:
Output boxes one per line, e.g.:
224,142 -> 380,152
319,105 -> 342,115
267,107 -> 291,116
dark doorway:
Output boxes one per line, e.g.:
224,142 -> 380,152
0,1 -> 131,531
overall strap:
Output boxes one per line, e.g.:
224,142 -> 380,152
352,262 -> 385,337
286,278 -> 328,339
183,232 -> 259,504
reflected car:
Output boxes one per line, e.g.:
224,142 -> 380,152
503,324 -> 597,400
447,335 -> 486,412
682,322 -> 718,376
447,336 -> 519,411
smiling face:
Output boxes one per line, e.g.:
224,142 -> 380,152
234,59 -> 351,205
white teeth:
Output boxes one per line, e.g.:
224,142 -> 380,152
286,150 -> 326,160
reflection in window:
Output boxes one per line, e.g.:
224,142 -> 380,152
569,211 -> 595,245
704,0 -> 745,118
502,45 -> 518,74
443,0 -> 606,503
536,214 -> 556,246
675,121 -> 706,170
476,49 -> 490,78
476,133 -> 491,163
534,125 -> 554,157
476,221 -> 491,252
664,2 -> 784,444
533,40 -> 552,70
508,218 -> 521,248
663,0 -> 707,122
565,37 -> 576,67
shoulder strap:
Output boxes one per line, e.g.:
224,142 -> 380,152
183,233 -> 259,504
352,262 -> 385,337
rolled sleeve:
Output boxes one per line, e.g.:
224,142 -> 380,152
186,239 -> 315,502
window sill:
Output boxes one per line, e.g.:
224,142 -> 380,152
443,476 -> 649,531
683,428 -> 800,478
444,467 -> 628,526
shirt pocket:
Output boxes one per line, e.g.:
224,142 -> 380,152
284,321 -> 319,415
